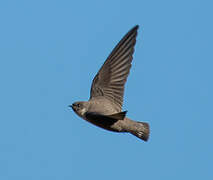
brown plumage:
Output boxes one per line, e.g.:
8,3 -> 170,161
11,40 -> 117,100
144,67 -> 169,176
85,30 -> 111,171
70,25 -> 150,141
90,26 -> 138,110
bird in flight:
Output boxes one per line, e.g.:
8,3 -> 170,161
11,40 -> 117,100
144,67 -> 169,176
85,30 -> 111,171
69,25 -> 150,141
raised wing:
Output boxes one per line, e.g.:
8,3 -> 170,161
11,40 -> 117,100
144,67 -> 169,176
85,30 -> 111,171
90,25 -> 139,110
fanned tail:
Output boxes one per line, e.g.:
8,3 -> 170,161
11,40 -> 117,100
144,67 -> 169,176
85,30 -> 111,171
130,122 -> 150,141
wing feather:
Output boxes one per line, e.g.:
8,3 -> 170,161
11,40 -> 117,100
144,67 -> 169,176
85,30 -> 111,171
90,25 -> 139,110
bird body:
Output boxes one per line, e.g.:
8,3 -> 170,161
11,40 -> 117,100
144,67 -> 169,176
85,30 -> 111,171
70,25 -> 150,141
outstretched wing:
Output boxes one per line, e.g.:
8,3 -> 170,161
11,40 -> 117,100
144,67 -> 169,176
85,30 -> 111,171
90,25 -> 139,111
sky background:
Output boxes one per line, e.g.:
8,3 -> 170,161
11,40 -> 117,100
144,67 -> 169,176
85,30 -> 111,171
0,0 -> 212,179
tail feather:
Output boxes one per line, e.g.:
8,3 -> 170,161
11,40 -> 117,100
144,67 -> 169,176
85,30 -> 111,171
130,122 -> 150,141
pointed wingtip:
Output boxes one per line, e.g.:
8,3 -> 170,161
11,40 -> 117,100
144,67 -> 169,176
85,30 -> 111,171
128,25 -> 139,35
135,25 -> 139,29
133,25 -> 139,31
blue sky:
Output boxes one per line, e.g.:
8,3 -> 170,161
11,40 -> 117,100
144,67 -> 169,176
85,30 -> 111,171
0,0 -> 212,179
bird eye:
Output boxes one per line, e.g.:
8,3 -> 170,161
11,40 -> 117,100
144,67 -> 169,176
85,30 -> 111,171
77,104 -> 80,107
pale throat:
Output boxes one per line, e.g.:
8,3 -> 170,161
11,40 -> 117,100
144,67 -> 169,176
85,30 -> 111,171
79,107 -> 87,116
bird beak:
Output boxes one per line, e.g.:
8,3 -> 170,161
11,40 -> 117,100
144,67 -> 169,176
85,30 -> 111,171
68,104 -> 73,108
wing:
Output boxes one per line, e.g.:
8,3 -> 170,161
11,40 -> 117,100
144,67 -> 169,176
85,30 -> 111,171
85,111 -> 127,130
90,25 -> 139,111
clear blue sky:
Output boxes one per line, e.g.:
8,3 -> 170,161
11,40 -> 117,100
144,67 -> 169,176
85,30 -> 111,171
0,0 -> 212,179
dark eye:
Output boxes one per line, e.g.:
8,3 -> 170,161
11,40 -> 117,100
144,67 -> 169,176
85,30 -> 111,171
77,104 -> 80,107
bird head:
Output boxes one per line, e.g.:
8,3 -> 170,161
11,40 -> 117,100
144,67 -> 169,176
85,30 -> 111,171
69,101 -> 88,117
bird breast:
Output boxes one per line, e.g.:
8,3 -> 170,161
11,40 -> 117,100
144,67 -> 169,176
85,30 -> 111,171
88,98 -> 119,115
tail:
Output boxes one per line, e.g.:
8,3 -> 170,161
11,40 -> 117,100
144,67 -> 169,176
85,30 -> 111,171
130,122 -> 150,141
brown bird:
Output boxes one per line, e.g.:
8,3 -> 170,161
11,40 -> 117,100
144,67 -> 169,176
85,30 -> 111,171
70,25 -> 150,141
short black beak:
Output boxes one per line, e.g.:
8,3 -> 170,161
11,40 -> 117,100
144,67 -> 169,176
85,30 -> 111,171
68,104 -> 73,108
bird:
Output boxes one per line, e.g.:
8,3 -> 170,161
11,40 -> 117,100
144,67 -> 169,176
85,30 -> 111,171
69,25 -> 150,141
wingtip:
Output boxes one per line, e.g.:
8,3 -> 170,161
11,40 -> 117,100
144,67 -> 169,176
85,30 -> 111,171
124,25 -> 139,38
129,25 -> 139,34
135,24 -> 139,28
133,25 -> 139,30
